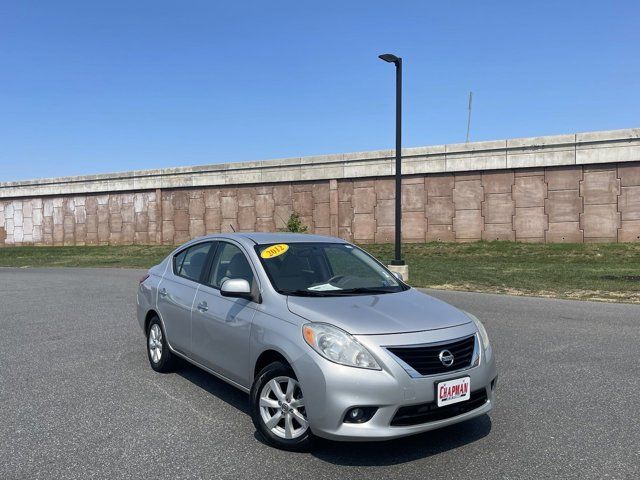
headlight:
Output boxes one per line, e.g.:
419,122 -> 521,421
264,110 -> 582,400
302,323 -> 381,370
466,312 -> 490,350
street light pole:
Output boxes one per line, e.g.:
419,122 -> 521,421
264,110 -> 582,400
379,53 -> 404,266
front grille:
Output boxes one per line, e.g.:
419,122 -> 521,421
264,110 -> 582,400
390,389 -> 488,426
386,335 -> 475,376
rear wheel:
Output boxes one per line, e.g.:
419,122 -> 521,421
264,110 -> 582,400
250,362 -> 312,451
147,316 -> 174,373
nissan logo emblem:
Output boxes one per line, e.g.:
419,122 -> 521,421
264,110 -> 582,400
438,349 -> 455,367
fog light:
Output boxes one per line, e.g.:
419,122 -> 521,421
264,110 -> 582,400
343,406 -> 377,424
349,408 -> 364,420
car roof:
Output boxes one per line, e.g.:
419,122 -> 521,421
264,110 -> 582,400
197,232 -> 347,245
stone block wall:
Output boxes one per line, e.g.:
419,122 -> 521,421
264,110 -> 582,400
0,191 -> 160,246
1,128 -> 639,246
1,162 -> 639,246
332,163 -> 639,244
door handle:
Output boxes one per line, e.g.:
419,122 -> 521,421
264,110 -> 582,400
159,288 -> 168,297
197,301 -> 208,312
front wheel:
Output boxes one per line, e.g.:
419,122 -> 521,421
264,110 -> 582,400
250,362 -> 312,451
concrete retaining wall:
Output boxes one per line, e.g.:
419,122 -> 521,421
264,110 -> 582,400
1,128 -> 639,246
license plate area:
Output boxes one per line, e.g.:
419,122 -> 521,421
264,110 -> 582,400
436,376 -> 471,407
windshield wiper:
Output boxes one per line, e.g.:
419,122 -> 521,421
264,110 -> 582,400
278,287 -> 399,297
331,287 -> 397,295
278,289 -> 341,297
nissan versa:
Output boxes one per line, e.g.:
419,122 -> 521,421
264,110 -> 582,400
136,233 -> 497,450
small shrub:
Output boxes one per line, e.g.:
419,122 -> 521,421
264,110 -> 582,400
283,213 -> 308,233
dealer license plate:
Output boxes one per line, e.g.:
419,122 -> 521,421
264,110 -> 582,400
437,377 -> 471,407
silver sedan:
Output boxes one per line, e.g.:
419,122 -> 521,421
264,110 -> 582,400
136,233 -> 497,450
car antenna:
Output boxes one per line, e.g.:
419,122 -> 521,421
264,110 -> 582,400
229,224 -> 236,232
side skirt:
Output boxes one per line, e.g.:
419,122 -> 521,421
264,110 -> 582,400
169,347 -> 251,394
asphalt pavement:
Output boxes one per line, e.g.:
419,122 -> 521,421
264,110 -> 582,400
0,267 -> 638,479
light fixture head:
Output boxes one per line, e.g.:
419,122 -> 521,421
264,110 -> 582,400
378,53 -> 400,64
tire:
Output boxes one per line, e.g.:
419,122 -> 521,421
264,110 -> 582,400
146,316 -> 175,373
250,362 -> 313,451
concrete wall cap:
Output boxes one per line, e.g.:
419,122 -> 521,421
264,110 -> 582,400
1,127 -> 639,199
576,128 -> 640,143
507,133 -> 576,149
446,139 -> 507,153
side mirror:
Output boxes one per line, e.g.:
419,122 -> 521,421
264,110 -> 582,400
392,271 -> 404,281
220,278 -> 252,299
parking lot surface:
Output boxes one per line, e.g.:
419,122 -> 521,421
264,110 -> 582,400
1,267 -> 638,479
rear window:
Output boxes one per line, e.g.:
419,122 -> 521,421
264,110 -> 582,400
173,242 -> 212,282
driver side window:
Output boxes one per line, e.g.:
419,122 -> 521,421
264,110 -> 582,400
207,242 -> 255,289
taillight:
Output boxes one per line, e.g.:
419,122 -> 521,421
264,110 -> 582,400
139,273 -> 150,284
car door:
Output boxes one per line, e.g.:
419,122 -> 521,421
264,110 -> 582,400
157,241 -> 213,354
191,241 -> 258,387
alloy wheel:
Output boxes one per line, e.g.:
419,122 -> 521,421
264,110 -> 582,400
148,324 -> 163,363
259,376 -> 308,439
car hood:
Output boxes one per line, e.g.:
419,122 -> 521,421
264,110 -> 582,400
286,288 -> 472,335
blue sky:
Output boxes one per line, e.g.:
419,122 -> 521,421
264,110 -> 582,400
1,0 -> 638,182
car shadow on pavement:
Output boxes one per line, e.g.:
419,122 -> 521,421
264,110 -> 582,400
174,361 -> 250,415
310,415 -> 492,466
173,360 -> 491,466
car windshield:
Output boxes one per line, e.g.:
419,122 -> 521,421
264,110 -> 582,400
255,242 -> 407,296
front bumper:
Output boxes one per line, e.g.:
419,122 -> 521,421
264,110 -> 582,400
295,323 -> 497,441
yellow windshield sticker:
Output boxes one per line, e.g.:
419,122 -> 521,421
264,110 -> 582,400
261,243 -> 289,259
